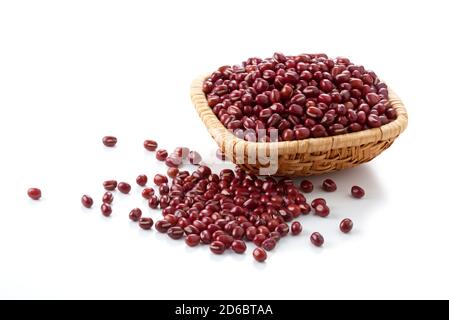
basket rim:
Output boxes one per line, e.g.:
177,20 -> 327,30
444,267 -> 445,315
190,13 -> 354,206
190,73 -> 408,155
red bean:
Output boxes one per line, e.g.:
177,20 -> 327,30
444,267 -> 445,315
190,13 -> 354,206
299,180 -> 313,193
129,208 -> 142,222
253,234 -> 267,247
310,232 -> 324,247
154,174 -> 168,186
322,179 -> 337,192
138,217 -> 154,230
262,238 -> 276,251
148,195 -> 159,209
340,218 -> 353,233
155,220 -> 171,233
210,241 -> 226,254
141,187 -> 155,199
275,223 -> 289,237
216,234 -> 234,248
102,192 -> 114,204
351,186 -> 365,198
231,240 -> 247,254
81,195 -> 93,208
246,226 -> 258,241
156,150 -> 168,161
315,204 -> 330,217
101,203 -> 112,217
311,198 -> 326,209
287,204 -> 301,218
185,234 -> 201,247
136,175 -> 148,186
291,222 -> 302,236
117,182 -> 131,194
27,188 -> 42,200
200,230 -> 212,244
184,224 -> 200,235
167,226 -> 184,240
143,140 -> 158,151
102,136 -> 117,147
253,247 -> 267,262
167,167 -> 179,178
103,180 -> 117,191
158,184 -> 169,196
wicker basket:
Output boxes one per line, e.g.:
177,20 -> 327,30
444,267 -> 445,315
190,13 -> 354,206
190,74 -> 408,176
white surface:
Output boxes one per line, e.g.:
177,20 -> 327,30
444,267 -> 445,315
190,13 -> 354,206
0,0 -> 448,300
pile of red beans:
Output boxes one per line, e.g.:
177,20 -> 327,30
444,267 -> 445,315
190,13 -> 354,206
203,53 -> 397,142
28,136 -> 364,262
37,136 -> 364,263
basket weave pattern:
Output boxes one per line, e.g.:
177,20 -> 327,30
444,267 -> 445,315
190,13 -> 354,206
191,74 -> 408,176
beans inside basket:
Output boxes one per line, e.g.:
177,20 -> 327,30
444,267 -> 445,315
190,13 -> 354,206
203,53 -> 398,142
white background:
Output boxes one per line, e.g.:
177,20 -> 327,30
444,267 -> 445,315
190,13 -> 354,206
0,0 -> 448,300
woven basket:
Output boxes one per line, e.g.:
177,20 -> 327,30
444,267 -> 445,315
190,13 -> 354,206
190,74 -> 408,176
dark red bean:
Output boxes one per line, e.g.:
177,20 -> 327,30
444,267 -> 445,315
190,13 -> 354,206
156,149 -> 168,161
200,230 -> 212,244
167,167 -> 179,178
103,180 -> 117,191
117,182 -> 131,194
299,180 -> 313,193
101,203 -> 112,217
246,226 -> 258,241
340,218 -> 354,233
253,247 -> 267,263
102,192 -> 114,204
253,234 -> 267,247
291,221 -> 302,236
136,175 -> 148,186
322,179 -> 337,192
129,208 -> 142,222
185,234 -> 201,247
367,114 -> 382,128
143,140 -> 158,151
216,235 -> 234,248
351,186 -> 365,198
269,231 -> 281,242
231,240 -> 247,254
159,184 -> 169,195
294,127 -> 310,140
139,217 -> 154,230
102,136 -> 117,147
154,174 -> 168,186
210,241 -> 226,254
310,232 -> 324,247
275,223 -> 289,237
148,195 -> 159,209
164,214 -> 178,226
315,204 -> 330,217
311,198 -> 326,209
299,203 -> 311,215
155,220 -> 171,233
287,204 -> 301,218
81,195 -> 93,208
141,187 -> 155,199
262,238 -> 276,251
167,226 -> 184,240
